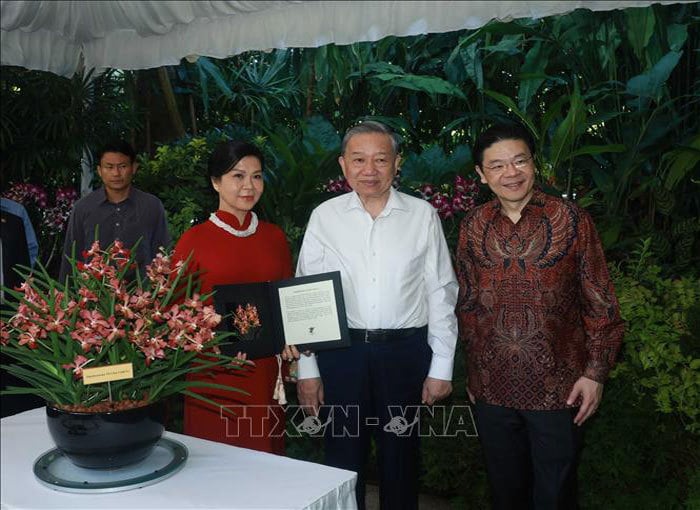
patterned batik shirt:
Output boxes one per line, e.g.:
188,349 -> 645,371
456,190 -> 624,410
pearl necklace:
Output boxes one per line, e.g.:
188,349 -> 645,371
209,212 -> 258,238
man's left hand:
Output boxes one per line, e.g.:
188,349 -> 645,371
567,376 -> 603,426
422,377 -> 452,405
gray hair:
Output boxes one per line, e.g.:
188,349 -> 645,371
341,120 -> 399,155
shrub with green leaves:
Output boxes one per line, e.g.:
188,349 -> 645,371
136,136 -> 220,242
610,241 -> 700,433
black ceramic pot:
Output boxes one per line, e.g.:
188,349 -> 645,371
45,401 -> 166,469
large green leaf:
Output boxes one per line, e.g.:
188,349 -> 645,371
444,29 -> 483,85
662,134 -> 700,189
483,90 -> 539,139
362,115 -> 413,141
400,144 -> 471,184
444,44 -> 468,84
370,73 -> 466,100
539,95 -> 568,142
480,20 -> 538,37
482,35 -> 523,57
585,110 -> 624,128
462,42 -> 483,91
638,109 -> 688,150
362,62 -> 406,75
625,51 -> 683,99
591,166 -> 615,193
445,23 -> 527,88
566,144 -> 626,160
667,23 -> 688,52
196,57 -> 234,98
598,217 -> 623,248
624,7 -> 656,63
517,42 -> 548,112
302,115 -> 340,152
549,87 -> 586,170
196,62 -> 210,117
265,131 -> 297,171
595,20 -> 622,70
413,145 -> 448,182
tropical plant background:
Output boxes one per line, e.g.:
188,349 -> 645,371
1,3 -> 698,508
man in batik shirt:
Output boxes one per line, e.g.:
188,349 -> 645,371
456,122 -> 624,510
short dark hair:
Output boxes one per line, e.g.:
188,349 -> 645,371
208,140 -> 265,179
96,140 -> 137,165
341,120 -> 399,155
473,122 -> 536,168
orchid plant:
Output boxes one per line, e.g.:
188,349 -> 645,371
2,182 -> 79,268
232,303 -> 262,342
321,174 -> 480,220
0,240 -> 245,412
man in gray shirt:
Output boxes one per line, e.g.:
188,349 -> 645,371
59,140 -> 170,280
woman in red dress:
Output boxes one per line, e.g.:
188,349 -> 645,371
173,140 -> 292,454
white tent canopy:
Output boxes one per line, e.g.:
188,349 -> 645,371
0,0 -> 688,77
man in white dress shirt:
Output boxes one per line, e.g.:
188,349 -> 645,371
294,121 -> 458,509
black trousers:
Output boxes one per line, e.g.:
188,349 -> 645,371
474,401 -> 584,510
316,330 -> 431,510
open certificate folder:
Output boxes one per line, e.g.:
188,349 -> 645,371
213,271 -> 351,359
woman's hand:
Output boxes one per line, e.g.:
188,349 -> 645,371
280,346 -> 312,383
231,351 -> 254,367
281,345 -> 300,361
281,345 -> 312,361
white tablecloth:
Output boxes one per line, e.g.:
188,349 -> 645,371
0,408 -> 357,510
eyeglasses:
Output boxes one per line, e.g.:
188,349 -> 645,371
101,163 -> 130,171
482,155 -> 533,173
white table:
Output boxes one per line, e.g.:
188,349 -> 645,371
1,408 -> 357,510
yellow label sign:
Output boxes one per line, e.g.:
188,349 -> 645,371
82,363 -> 134,385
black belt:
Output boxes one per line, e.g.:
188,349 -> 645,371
349,326 -> 427,344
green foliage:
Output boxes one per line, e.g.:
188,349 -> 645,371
661,133 -> 700,190
0,67 -> 139,187
625,50 -> 683,102
180,50 -> 301,128
610,239 -> 700,433
441,4 -> 698,266
134,128 -> 246,240
580,249 -> 700,507
400,144 -> 471,185
579,374 -> 698,510
257,115 -> 343,255
625,7 -> 657,63
351,65 -> 466,101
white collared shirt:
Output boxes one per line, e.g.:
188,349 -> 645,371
296,188 -> 458,381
